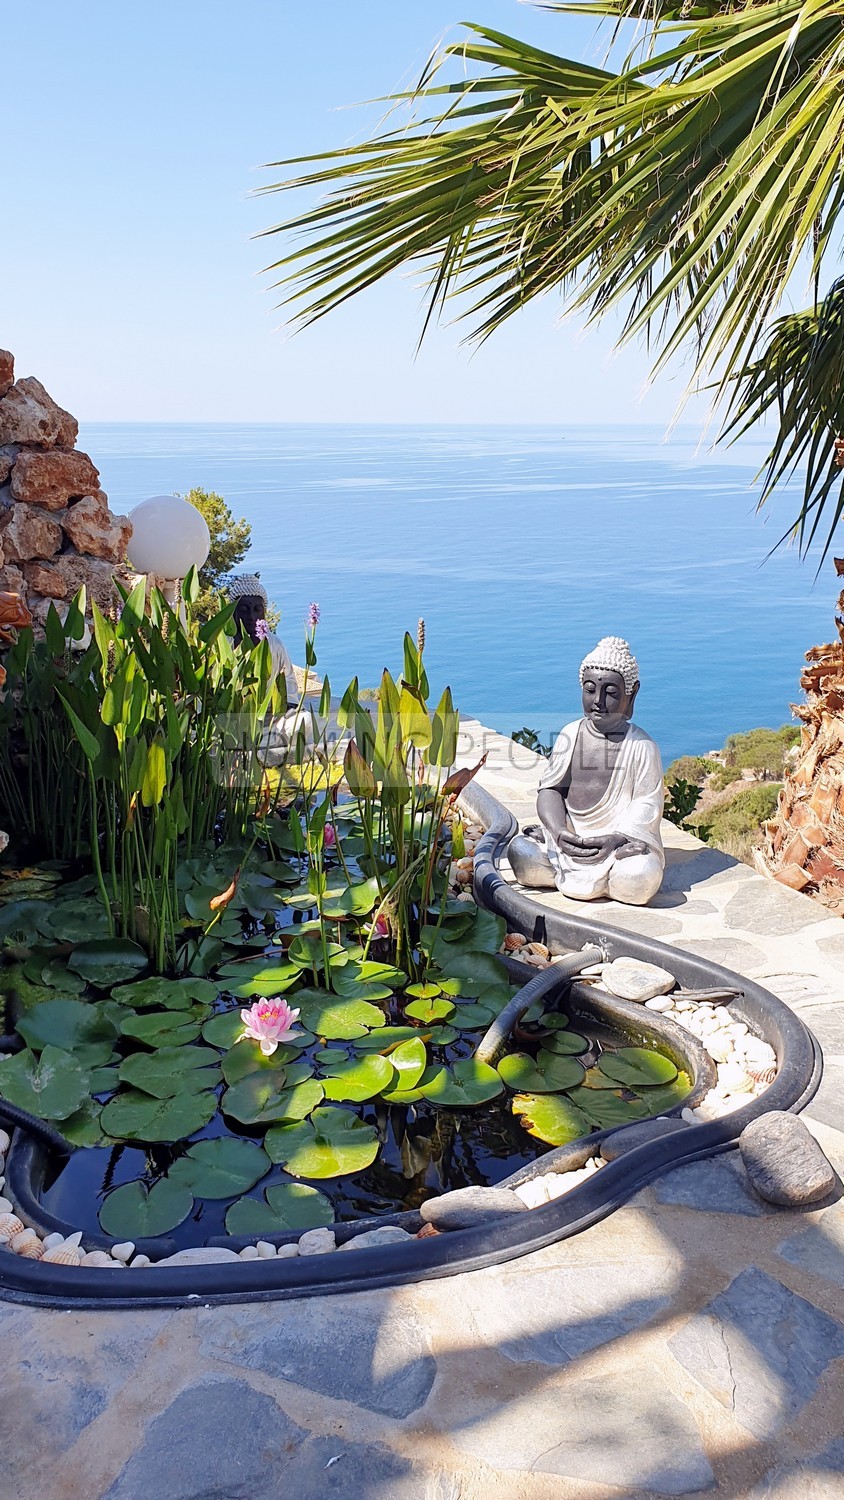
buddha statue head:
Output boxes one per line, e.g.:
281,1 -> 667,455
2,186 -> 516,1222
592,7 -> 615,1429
227,573 -> 269,646
579,637 -> 640,737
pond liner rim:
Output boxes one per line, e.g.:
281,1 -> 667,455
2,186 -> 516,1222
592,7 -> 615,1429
0,784 -> 821,1306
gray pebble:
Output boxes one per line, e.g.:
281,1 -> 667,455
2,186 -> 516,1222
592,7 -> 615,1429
740,1112 -> 836,1207
339,1226 -> 416,1252
600,1117 -> 690,1162
420,1186 -> 527,1230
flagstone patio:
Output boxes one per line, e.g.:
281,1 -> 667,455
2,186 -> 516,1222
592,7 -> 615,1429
2,725 -> 843,1500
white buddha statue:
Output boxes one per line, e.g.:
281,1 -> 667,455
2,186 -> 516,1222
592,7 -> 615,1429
508,637 -> 665,906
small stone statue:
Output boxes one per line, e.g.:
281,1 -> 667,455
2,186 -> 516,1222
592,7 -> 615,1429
226,573 -> 298,706
508,637 -> 665,906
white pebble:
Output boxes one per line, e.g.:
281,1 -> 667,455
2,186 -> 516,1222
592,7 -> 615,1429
111,1241 -> 135,1264
256,1241 -> 276,1259
0,1156 -> 5,1176
42,1232 -> 65,1251
63,1231 -> 83,1250
0,1198 -> 13,1216
298,1228 -> 336,1255
513,1178 -> 549,1209
645,996 -> 673,1013
239,1245 -> 260,1261
680,1108 -> 698,1124
706,1035 -> 734,1064
130,1254 -> 152,1268
276,1243 -> 299,1258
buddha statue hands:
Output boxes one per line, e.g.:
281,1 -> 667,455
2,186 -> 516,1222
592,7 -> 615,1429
508,637 -> 665,906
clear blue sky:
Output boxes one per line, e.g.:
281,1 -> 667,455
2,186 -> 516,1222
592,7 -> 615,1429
4,2 -> 706,425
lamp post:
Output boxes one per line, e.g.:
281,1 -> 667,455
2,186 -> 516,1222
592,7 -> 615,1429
126,495 -> 210,610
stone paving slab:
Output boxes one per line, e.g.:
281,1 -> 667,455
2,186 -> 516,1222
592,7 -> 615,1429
4,722 -> 844,1499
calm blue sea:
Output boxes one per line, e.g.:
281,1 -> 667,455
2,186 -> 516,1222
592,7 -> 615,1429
79,422 -> 837,767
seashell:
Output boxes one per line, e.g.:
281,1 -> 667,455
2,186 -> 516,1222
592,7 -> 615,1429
81,1251 -> 118,1268
503,932 -> 528,951
456,856 -> 474,871
42,1244 -> 82,1266
746,1063 -> 777,1086
456,891 -> 474,902
0,1213 -> 25,1242
525,942 -> 550,959
455,868 -> 472,885
0,1129 -> 10,1156
416,1222 -> 440,1238
10,1229 -> 43,1259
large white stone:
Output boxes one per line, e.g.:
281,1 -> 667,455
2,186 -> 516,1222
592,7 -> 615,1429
601,958 -> 676,1002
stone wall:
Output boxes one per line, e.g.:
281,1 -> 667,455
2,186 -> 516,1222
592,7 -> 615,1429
0,350 -> 132,629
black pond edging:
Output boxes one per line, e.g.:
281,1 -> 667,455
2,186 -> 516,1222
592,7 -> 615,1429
0,783 -> 821,1308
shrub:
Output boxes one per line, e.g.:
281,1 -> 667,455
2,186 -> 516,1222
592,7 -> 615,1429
664,755 -> 711,787
723,725 -> 800,779
689,783 -> 781,846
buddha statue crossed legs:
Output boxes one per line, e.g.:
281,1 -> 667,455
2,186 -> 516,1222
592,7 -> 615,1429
508,637 -> 665,907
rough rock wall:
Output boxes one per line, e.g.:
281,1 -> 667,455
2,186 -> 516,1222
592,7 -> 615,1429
0,350 -> 132,628
760,561 -> 844,916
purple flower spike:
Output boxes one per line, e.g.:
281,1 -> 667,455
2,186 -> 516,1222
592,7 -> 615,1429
307,602 -> 321,630
254,618 -> 270,642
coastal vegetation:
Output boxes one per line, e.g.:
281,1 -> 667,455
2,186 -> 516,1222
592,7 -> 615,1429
264,1 -> 844,910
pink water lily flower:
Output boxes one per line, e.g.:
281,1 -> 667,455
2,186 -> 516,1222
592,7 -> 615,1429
238,998 -> 302,1056
323,823 -> 337,849
372,914 -> 390,939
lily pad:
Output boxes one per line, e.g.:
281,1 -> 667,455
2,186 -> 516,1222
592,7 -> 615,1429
511,1091 -> 591,1146
48,899 -> 111,944
265,1106 -> 379,1178
117,1045 -> 222,1099
59,1099 -> 107,1148
636,1072 -> 692,1114
222,963 -> 303,1000
355,1025 -> 431,1052
16,999 -> 118,1057
0,1045 -> 89,1120
418,1059 -> 504,1107
540,1029 -> 590,1055
405,996 -> 455,1024
405,982 -> 443,1000
451,1000 -> 502,1030
426,949 -> 510,999
225,1183 -> 334,1235
120,1007 -> 208,1048
569,1087 -> 651,1129
599,1048 -> 679,1087
201,1010 -> 248,1049
100,1088 -> 217,1143
379,1038 -> 427,1096
320,1053 -> 395,1102
111,977 -> 218,1011
580,1066 -> 623,1090
99,1178 -> 194,1238
168,1139 -> 271,1199
297,994 -> 386,1040
332,959 -> 407,1002
221,1041 -> 307,1086
221,1075 -> 324,1126
497,1051 -> 585,1093
88,1064 -> 120,1094
67,939 -> 148,987
34,960 -> 86,994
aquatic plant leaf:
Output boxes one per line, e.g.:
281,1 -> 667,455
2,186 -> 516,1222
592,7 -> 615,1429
354,1025 -> 430,1052
380,1038 -> 427,1095
297,994 -> 386,1040
220,1040 -> 307,1086
498,1051 -> 585,1093
0,1045 -> 89,1120
405,982 -> 443,1000
450,1001 -> 501,1030
59,1099 -> 107,1147
168,1138 -> 271,1199
320,1053 -> 395,1102
201,1010 -> 248,1049
319,876 -> 382,918
540,1029 -> 590,1055
286,933 -> 348,971
636,1072 -> 692,1114
535,1012 -> 571,1030
221,1075 -> 324,1126
405,996 -> 455,1024
111,977 -> 218,1011
580,1066 -> 623,1090
0,898 -> 55,945
119,1008 -> 208,1047
418,1059 -> 504,1107
225,1183 -> 334,1235
16,999 -> 118,1056
569,1088 -> 651,1129
332,959 -> 407,1003
47,899 -> 111,943
265,1106 -> 379,1178
99,1177 -> 194,1238
100,1087 -> 217,1143
426,950 -> 510,999
222,963 -> 303,999
117,1045 -> 222,1099
88,1064 -> 120,1094
599,1048 -> 679,1087
35,960 -> 86,994
68,939 -> 148,987
511,1092 -> 591,1146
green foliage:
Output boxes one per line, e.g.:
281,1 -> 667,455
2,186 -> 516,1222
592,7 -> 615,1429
723,726 -> 800,779
690,783 -> 781,844
511,727 -> 552,758
664,756 -> 712,787
183,487 -> 252,622
664,779 -> 703,827
264,3 -> 844,555
709,765 -> 743,792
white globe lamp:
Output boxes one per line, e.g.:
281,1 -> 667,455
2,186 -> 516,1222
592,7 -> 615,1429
127,495 -> 210,607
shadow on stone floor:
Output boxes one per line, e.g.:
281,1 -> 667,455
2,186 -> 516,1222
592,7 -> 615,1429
4,1180 -> 844,1500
